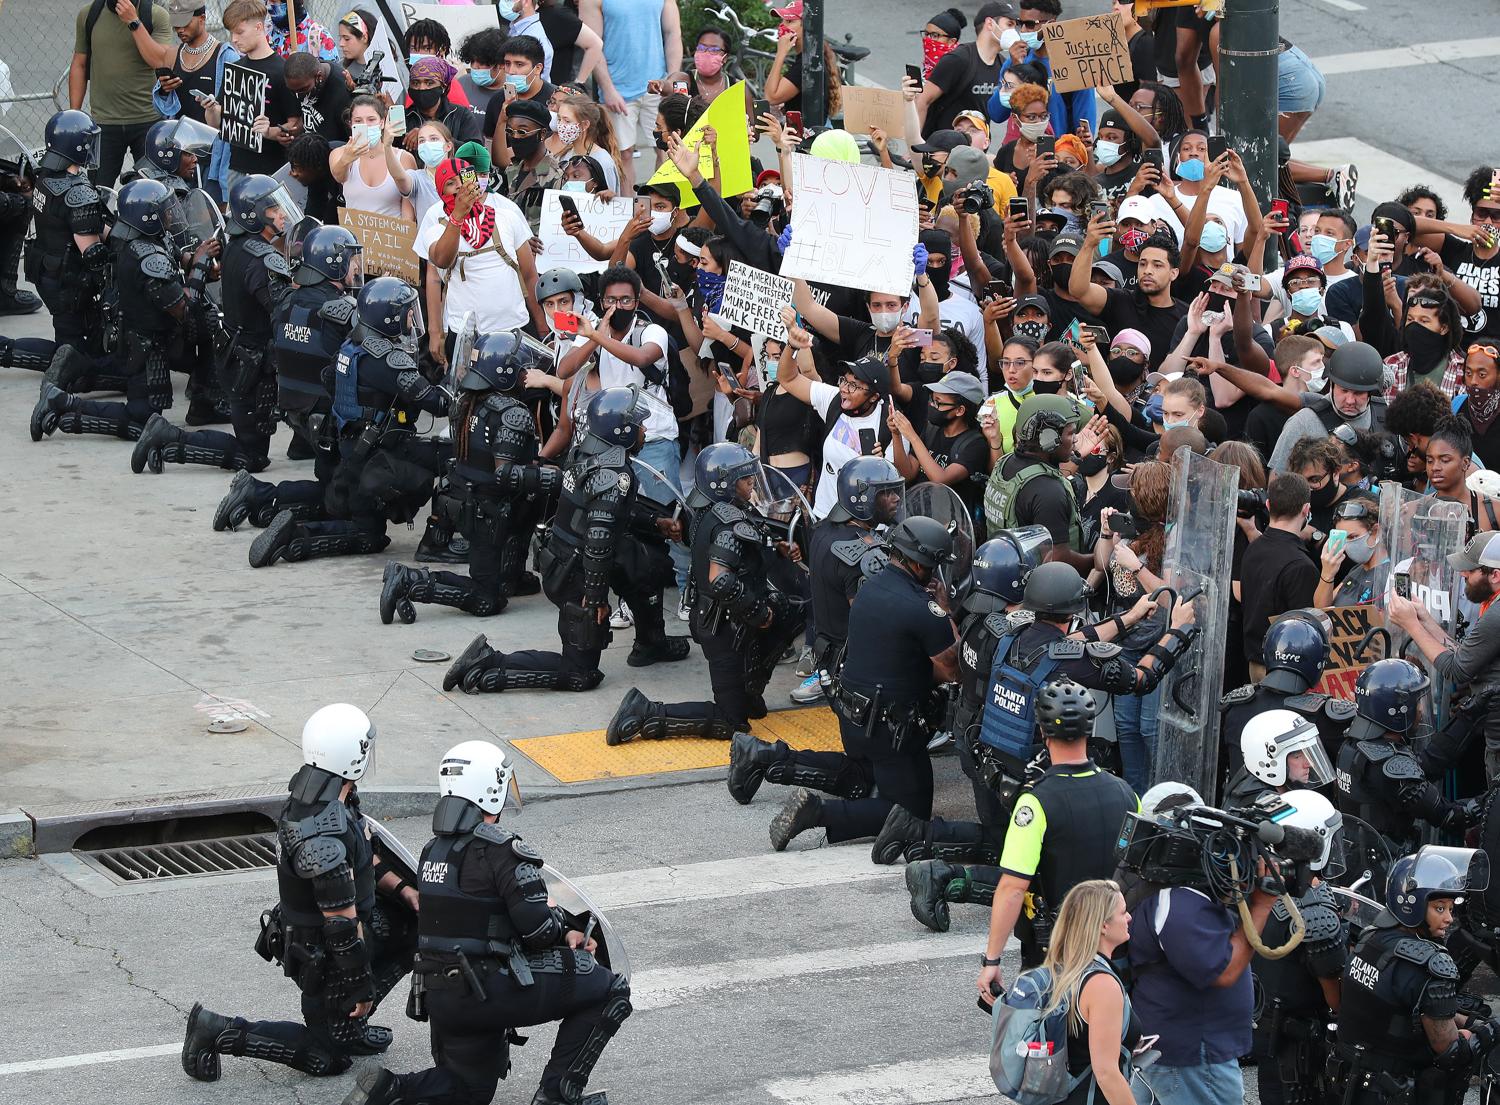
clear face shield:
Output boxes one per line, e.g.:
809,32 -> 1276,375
0,124 -> 35,181
358,721 -> 378,781
80,129 -> 102,170
1006,524 -> 1056,572
169,116 -> 219,160
160,200 -> 192,255
1282,733 -> 1336,789
396,291 -> 426,350
260,184 -> 306,240
1408,845 -> 1490,902
179,188 -> 225,254
749,464 -> 816,551
342,244 -> 366,288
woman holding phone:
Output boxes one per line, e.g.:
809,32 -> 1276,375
330,95 -> 414,219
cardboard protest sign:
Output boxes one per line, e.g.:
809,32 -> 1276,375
1311,604 -> 1381,700
780,154 -> 919,297
397,2 -> 502,42
538,190 -> 637,275
718,261 -> 794,341
220,62 -> 268,152
338,207 -> 420,285
647,81 -> 754,208
1040,13 -> 1134,93
840,86 -> 908,138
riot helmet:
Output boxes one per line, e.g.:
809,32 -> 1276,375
460,330 -> 552,393
831,456 -> 903,524
1349,657 -> 1430,742
300,703 -> 376,781
294,224 -> 363,286
142,120 -> 184,175
1270,789 -> 1345,875
1386,845 -> 1489,928
41,109 -> 100,171
1023,561 -> 1090,618
886,515 -> 957,570
1013,394 -> 1077,458
695,442 -> 761,504
1260,609 -> 1332,694
1239,709 -> 1336,789
226,173 -> 304,236
1327,341 -> 1385,394
437,740 -> 521,815
535,267 -> 585,311
356,276 -> 424,340
1035,678 -> 1098,741
584,386 -> 649,451
168,117 -> 218,160
967,527 -> 1053,612
114,178 -> 176,242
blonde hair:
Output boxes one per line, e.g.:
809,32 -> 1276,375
1040,879 -> 1123,1035
223,0 -> 268,30
559,95 -> 625,184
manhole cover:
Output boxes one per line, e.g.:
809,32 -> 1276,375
208,718 -> 249,734
412,649 -> 451,662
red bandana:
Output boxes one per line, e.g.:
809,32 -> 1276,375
434,158 -> 496,249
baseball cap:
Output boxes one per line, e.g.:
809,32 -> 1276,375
1014,294 -> 1050,317
954,111 -> 990,137
1092,259 -> 1125,285
946,146 -> 991,190
927,371 -> 987,406
1048,233 -> 1084,259
1116,196 -> 1154,225
169,0 -> 206,27
1112,328 -> 1152,358
1145,370 -> 1183,387
1354,225 -> 1373,251
1284,253 -> 1327,286
1035,207 -> 1071,226
1312,325 -> 1350,351
636,181 -> 682,203
754,168 -> 782,188
771,1 -> 805,18
1448,531 -> 1500,571
912,130 -> 968,155
1098,108 -> 1128,133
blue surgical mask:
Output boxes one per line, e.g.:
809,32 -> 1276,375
356,123 -> 382,147
408,52 -> 433,67
505,73 -> 530,93
1094,140 -> 1122,167
417,140 -> 447,168
1176,158 -> 1205,182
498,0 -> 520,19
1290,287 -> 1324,317
469,69 -> 496,88
1309,234 -> 1339,265
1020,31 -> 1041,50
997,88 -> 1013,109
763,357 -> 778,382
561,179 -> 589,193
1163,418 -> 1193,431
1199,222 -> 1228,254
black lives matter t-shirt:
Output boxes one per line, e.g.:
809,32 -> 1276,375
1441,233 -> 1500,339
227,53 -> 298,176
924,45 -> 1003,137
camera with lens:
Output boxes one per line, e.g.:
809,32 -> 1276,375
350,51 -> 391,96
958,181 -> 994,216
1236,488 -> 1269,521
749,184 -> 786,228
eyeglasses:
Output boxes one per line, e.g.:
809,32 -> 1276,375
1473,207 -> 1500,222
1109,346 -> 1145,361
1016,18 -> 1043,29
601,295 -> 637,308
838,377 -> 870,392
695,45 -> 727,54
999,357 -> 1033,369
926,30 -> 958,42
1303,470 -> 1332,489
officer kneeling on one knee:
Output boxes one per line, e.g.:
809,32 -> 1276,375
1336,845 -> 1500,1104
974,679 -> 1139,990
347,741 -> 629,1105
183,705 -> 417,1083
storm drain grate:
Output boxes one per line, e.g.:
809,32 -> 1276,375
76,832 -> 278,884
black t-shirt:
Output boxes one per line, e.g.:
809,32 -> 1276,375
924,44 -> 1003,137
171,43 -> 224,125
1103,247 -> 1141,292
1098,289 -> 1188,371
298,61 -> 353,142
1239,527 -> 1319,662
1096,161 -> 1142,204
1115,28 -> 1157,101
228,53 -> 298,175
1041,288 -> 1105,342
482,83 -> 556,142
1441,233 -> 1500,338
758,383 -> 819,458
538,4 -> 585,83
997,452 -> 1078,548
780,52 -> 806,117
1244,401 -> 1290,464
918,423 -> 990,515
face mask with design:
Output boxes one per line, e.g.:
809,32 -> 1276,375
871,310 -> 902,334
554,120 -> 582,146
1176,157 -> 1206,182
1199,222 -> 1228,255
1019,120 -> 1050,142
695,269 -> 726,310
469,68 -> 496,88
1290,287 -> 1324,317
417,140 -> 447,168
1094,141 -> 1122,168
1120,227 -> 1149,253
1015,319 -> 1047,342
695,47 -> 727,77
922,35 -> 958,77
1308,234 -> 1339,266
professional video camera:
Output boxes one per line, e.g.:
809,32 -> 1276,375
350,51 -> 392,96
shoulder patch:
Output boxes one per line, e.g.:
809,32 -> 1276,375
928,600 -> 947,618
1325,698 -> 1358,721
1284,692 -> 1329,712
64,182 -> 99,208
830,537 -> 871,567
1220,684 -> 1257,707
138,250 -> 178,280
264,251 -> 291,278
1380,753 -> 1425,782
387,349 -> 417,373
510,837 -> 543,863
711,500 -> 746,524
1085,640 -> 1122,659
1357,739 -> 1397,762
1048,639 -> 1085,659
318,296 -> 357,325
499,405 -> 534,432
472,822 -> 516,846
1013,804 -> 1035,827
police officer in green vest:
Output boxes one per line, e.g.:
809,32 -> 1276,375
982,394 -> 1093,571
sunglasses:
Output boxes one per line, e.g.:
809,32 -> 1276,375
1333,500 -> 1375,521
1407,294 -> 1446,309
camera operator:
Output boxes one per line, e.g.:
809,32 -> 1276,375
1391,531 -> 1500,782
1126,795 -> 1279,1105
972,679 -> 1138,996
1336,846 -> 1499,1105
1240,474 -> 1320,682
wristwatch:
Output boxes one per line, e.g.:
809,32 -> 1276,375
980,953 -> 1003,967
128,18 -> 141,30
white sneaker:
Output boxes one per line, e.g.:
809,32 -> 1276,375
609,601 -> 634,630
677,593 -> 691,621
789,673 -> 826,705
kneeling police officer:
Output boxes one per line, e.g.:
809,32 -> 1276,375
345,740 -> 629,1105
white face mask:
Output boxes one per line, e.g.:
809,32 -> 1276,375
648,210 -> 674,236
1019,120 -> 1050,142
870,310 -> 901,333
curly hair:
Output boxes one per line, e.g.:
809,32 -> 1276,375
1397,184 -> 1448,222
1008,83 -> 1050,117
1385,380 -> 1449,440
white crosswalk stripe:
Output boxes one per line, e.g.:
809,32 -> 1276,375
1291,137 -> 1467,216
763,1058 -> 996,1104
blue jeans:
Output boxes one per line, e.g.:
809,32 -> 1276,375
635,437 -> 690,590
1114,649 -> 1161,794
1134,1046 -> 1243,1105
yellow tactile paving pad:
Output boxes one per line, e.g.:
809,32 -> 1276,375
510,705 -> 843,783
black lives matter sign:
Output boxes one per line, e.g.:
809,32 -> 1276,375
220,62 -> 268,152
718,261 -> 793,341
1041,13 -> 1134,94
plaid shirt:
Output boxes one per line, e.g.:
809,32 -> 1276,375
1383,349 -> 1465,403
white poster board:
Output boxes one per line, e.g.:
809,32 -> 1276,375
780,154 -> 919,296
538,190 -> 637,274
718,261 -> 793,341
398,2 -> 504,45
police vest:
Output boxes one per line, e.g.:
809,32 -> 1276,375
29,170 -> 98,279
273,286 -> 348,412
548,447 -> 630,555
1338,924 -> 1455,1073
1335,739 -> 1421,839
415,832 -> 521,960
984,458 -> 1081,546
1311,392 -> 1388,435
978,629 -> 1065,769
454,393 -> 536,487
1027,764 -> 1137,906
331,340 -> 397,430
114,238 -> 179,336
274,791 -> 376,929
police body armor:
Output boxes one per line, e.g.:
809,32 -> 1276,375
455,392 -> 538,489
979,629 -> 1076,770
1221,683 -> 1355,777
221,235 -> 289,341
957,609 -> 1032,795
987,459 -> 1082,547
1312,392 -> 1388,435
1338,920 -> 1459,1082
25,168 -> 103,286
546,443 -> 633,562
273,283 -> 352,413
689,499 -> 776,634
1255,882 -> 1346,1105
115,237 -> 182,339
1336,739 -> 1427,843
812,522 -> 886,672
415,826 -> 524,965
331,333 -> 415,430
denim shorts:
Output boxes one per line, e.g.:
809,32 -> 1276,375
1277,44 -> 1326,114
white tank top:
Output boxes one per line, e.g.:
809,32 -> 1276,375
342,155 -> 405,217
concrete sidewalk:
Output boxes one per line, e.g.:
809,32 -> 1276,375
0,299 -> 803,830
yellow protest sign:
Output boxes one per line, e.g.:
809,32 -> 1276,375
647,81 -> 754,208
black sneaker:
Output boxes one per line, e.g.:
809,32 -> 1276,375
871,805 -> 928,865
181,1002 -> 228,1082
769,789 -> 822,852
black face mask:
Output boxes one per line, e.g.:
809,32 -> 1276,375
926,405 -> 956,426
1074,453 -> 1109,477
922,156 -> 942,177
917,361 -> 945,383
1108,355 -> 1144,387
509,131 -> 542,160
655,133 -> 670,151
925,267 -> 950,300
409,86 -> 444,113
1049,262 -> 1073,288
668,258 -> 695,289
608,307 -> 635,333
1032,378 -> 1064,395
1403,322 -> 1449,371
1309,480 -> 1339,508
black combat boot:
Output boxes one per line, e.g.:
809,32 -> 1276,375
181,1002 -> 229,1082
214,471 -> 271,531
379,561 -> 424,625
341,1066 -> 404,1105
413,518 -> 467,564
726,733 -> 790,805
769,789 -> 823,851
871,805 -> 929,865
625,636 -> 691,667
130,412 -> 181,473
29,382 -> 67,440
444,634 -> 498,692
